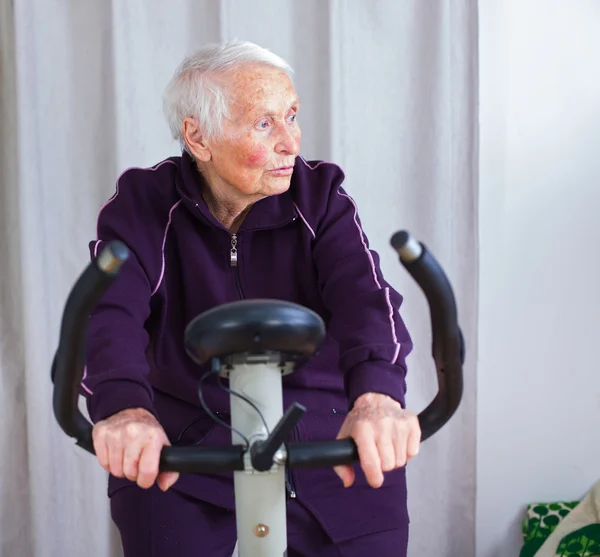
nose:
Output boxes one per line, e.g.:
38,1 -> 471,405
274,122 -> 301,156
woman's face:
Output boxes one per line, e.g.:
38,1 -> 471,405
188,64 -> 302,203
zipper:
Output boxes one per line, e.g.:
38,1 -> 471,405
230,229 -> 294,494
230,234 -> 238,266
230,234 -> 244,298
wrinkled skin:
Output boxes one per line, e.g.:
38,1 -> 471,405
334,394 -> 421,488
93,408 -> 179,491
92,63 -> 421,491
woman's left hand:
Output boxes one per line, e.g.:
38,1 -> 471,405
334,392 -> 421,488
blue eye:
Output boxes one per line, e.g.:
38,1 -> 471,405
257,120 -> 270,129
288,114 -> 297,123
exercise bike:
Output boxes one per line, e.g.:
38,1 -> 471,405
51,230 -> 465,556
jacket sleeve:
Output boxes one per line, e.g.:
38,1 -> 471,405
313,169 -> 413,409
80,171 -> 167,423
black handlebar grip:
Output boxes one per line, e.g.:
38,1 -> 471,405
287,438 -> 359,469
52,241 -> 129,454
159,445 -> 246,473
391,231 -> 464,441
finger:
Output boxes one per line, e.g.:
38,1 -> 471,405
92,427 -> 110,472
334,418 -> 355,486
354,427 -> 383,488
393,430 -> 409,468
376,436 -> 397,472
137,443 -> 161,489
107,440 -> 125,478
155,437 -> 178,491
335,421 -> 352,442
157,471 -> 180,492
122,440 -> 144,483
406,419 -> 422,459
333,464 -> 355,488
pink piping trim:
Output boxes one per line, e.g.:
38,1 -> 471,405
151,200 -> 182,296
81,367 -> 93,395
94,159 -> 176,240
298,157 -> 343,173
385,287 -> 402,364
84,159 -> 177,395
300,156 -> 402,364
292,202 -> 316,239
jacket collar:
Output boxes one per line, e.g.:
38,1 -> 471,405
176,151 -> 298,233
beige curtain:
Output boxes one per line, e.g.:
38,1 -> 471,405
0,1 -> 478,555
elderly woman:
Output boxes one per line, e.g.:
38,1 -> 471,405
83,41 -> 421,556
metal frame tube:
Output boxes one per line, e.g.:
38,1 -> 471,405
228,361 -> 288,556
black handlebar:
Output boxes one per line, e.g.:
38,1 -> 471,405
51,241 -> 130,453
52,232 -> 464,472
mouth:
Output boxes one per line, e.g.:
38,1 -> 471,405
268,165 -> 295,176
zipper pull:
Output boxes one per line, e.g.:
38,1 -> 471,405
230,234 -> 238,267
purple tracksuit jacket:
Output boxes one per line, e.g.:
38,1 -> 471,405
82,151 -> 413,544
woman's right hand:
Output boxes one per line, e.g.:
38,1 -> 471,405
92,407 -> 179,491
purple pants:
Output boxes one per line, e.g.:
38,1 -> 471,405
111,485 -> 408,556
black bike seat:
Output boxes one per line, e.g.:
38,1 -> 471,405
184,299 -> 326,365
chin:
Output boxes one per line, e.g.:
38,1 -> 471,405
263,176 -> 292,196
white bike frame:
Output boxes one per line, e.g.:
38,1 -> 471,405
224,355 -> 293,556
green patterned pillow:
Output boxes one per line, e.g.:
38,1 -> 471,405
556,524 -> 600,556
520,502 -> 580,557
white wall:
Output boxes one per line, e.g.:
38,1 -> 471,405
477,1 -> 600,555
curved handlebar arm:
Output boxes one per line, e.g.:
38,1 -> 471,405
51,232 -> 464,471
390,231 -> 465,441
51,241 -> 129,453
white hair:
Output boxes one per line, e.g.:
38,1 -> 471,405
162,40 -> 294,152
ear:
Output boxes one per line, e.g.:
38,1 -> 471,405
182,118 -> 211,162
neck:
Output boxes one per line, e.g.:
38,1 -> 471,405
195,161 -> 261,232
202,188 -> 253,233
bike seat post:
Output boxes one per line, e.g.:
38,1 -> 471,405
221,351 -> 292,556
